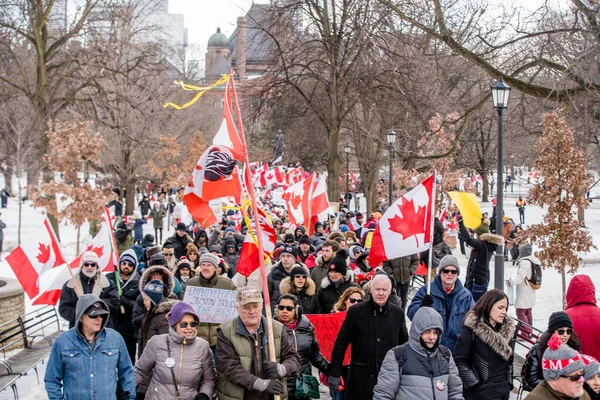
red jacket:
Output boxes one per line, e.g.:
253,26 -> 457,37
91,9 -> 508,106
565,275 -> 600,361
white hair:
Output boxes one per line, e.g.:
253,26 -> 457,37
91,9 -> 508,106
371,273 -> 392,289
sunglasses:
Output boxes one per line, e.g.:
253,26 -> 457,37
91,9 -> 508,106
277,305 -> 294,312
441,269 -> 458,275
226,245 -> 235,249
557,328 -> 573,335
178,321 -> 199,329
294,275 -> 307,279
83,262 -> 98,267
121,261 -> 134,267
87,314 -> 103,319
348,298 -> 363,304
561,373 -> 584,382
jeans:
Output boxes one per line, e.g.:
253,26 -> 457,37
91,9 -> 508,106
154,228 -> 163,244
519,209 -> 525,224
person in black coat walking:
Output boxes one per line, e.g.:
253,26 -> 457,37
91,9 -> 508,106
164,222 -> 192,260
316,249 -> 360,313
267,247 -> 302,310
279,266 -> 318,314
138,196 -> 150,217
328,274 -> 409,400
275,295 -> 329,400
453,289 -> 515,400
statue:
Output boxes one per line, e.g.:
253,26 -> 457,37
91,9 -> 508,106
272,130 -> 285,164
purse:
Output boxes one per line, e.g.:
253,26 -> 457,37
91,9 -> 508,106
295,373 -> 320,399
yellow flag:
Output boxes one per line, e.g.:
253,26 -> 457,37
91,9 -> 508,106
448,191 -> 482,229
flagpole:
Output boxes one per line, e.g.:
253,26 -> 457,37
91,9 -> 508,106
426,170 -> 438,295
229,73 -> 280,379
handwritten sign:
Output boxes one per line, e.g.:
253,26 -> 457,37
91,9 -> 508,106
183,286 -> 238,324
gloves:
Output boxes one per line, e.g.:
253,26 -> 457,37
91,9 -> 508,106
327,376 -> 341,392
119,296 -> 128,306
263,361 -> 286,379
195,394 -> 210,400
254,378 -> 284,395
421,294 -> 434,308
116,388 -> 130,400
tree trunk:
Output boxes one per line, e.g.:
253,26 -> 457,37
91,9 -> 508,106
76,225 -> 81,255
481,171 -> 489,202
561,265 -> 567,310
125,179 -> 136,215
17,175 -> 22,246
327,121 -> 341,203
1,164 -> 13,193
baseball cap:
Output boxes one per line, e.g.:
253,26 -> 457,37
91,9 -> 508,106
86,302 -> 109,317
236,286 -> 263,306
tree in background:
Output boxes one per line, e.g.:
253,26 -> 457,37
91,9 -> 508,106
30,116 -> 107,253
526,108 -> 595,309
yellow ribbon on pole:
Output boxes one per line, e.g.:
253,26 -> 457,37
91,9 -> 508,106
163,74 -> 231,110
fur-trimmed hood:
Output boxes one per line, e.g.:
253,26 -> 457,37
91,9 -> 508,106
279,276 -> 316,296
154,298 -> 179,314
463,310 -> 515,361
478,233 -> 504,246
319,269 -> 354,290
139,265 -> 175,296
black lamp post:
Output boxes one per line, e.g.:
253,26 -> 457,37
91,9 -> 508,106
344,145 -> 351,207
491,76 -> 511,291
386,130 -> 397,205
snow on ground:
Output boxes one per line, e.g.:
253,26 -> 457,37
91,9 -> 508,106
1,186 -> 600,398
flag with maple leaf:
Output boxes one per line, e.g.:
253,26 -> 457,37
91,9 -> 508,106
282,174 -> 315,225
236,205 -> 277,277
369,175 -> 434,267
5,218 -> 66,300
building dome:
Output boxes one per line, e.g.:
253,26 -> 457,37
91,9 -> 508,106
208,27 -> 229,47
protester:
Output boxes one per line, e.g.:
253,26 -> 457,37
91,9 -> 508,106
268,246 -> 303,310
297,235 -> 314,263
194,227 -> 210,250
310,241 -> 340,291
221,234 -> 241,275
274,294 -> 330,400
506,242 -> 539,339
132,212 -> 146,244
216,286 -> 301,400
58,251 -> 119,329
115,220 -> 134,255
523,311 -> 582,390
45,295 -> 135,400
382,253 -> 420,310
174,257 -> 194,286
106,249 -> 141,363
328,274 -> 408,400
186,244 -> 200,269
516,196 -> 526,224
583,355 -> 600,400
279,265 -> 318,314
138,195 -> 150,217
165,222 -> 192,259
311,221 -> 326,244
150,202 -> 166,244
525,333 -> 589,399
162,246 -> 177,270
566,274 -> 600,361
332,286 -> 364,312
316,249 -> 360,313
454,289 -> 515,400
373,307 -> 463,399
134,301 -> 215,400
408,254 -> 474,352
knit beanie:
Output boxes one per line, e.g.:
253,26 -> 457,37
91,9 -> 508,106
474,222 -> 489,237
583,355 -> 600,381
199,252 -> 219,268
548,311 -> 573,333
177,258 -> 191,270
437,255 -> 460,275
298,235 -> 311,246
187,245 -> 199,256
167,301 -> 199,326
81,251 -> 100,265
143,280 -> 164,306
329,249 -> 348,276
340,225 -> 349,233
541,333 -> 585,381
290,266 -> 309,277
280,246 -> 297,258
118,249 -> 138,269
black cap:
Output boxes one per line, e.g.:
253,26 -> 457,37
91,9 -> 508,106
86,302 -> 109,317
280,246 -> 297,258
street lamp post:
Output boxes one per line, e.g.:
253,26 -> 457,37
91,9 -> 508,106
491,76 -> 511,291
386,130 -> 397,205
344,145 -> 351,207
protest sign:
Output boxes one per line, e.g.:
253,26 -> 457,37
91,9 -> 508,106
183,286 -> 238,324
306,312 -> 351,365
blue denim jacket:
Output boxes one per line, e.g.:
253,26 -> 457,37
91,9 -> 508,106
44,327 -> 136,400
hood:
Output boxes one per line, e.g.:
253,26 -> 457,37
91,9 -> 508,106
195,228 -> 208,242
139,265 -> 175,296
478,233 -> 504,246
409,307 -> 443,354
295,226 -> 306,236
119,248 -> 139,269
154,299 -> 179,314
222,237 -> 239,253
463,310 -> 515,361
518,243 -> 533,258
279,276 -> 316,296
567,275 -> 597,308
75,294 -> 109,332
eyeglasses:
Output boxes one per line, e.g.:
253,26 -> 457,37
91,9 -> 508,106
348,298 -> 363,304
294,275 -> 307,279
83,262 -> 98,267
441,269 -> 458,275
561,373 -> 584,382
277,305 -> 294,312
178,321 -> 199,329
557,328 -> 573,335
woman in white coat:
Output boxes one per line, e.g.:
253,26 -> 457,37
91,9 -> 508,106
506,243 -> 539,338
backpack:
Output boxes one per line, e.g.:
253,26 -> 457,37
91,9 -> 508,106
524,259 -> 542,290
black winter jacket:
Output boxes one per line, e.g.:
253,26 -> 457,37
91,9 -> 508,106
523,340 -> 581,391
453,310 -> 515,400
316,272 -> 360,313
106,271 -> 140,338
459,224 -> 504,288
279,275 -> 318,314
267,262 -> 294,310
164,233 -> 192,259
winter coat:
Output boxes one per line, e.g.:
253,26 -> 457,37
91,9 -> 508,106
194,228 -> 209,249
382,254 -> 420,285
459,223 -> 504,289
316,271 -> 360,313
106,268 -> 141,339
135,299 -> 179,359
216,316 -> 301,400
278,315 -> 329,400
330,296 -> 409,400
134,328 -> 215,400
133,218 -> 146,242
58,271 -> 120,329
523,336 -> 580,391
115,223 -> 134,255
165,233 -> 192,260
373,307 -> 463,400
453,310 -> 515,400
408,275 -> 475,352
45,296 -> 135,400
310,255 -> 331,291
310,232 -> 325,245
279,276 -> 318,314
132,265 -> 177,327
267,262 -> 297,310
183,272 -> 236,347
585,383 -> 600,400
507,244 -> 539,310
138,199 -> 151,216
566,275 -> 600,361
525,380 -> 591,400
150,206 -> 166,229
0,219 -> 5,242
221,237 -> 241,274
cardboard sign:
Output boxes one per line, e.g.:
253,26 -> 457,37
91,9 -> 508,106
183,286 -> 238,324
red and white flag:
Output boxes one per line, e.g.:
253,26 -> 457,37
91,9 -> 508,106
282,174 -> 314,225
307,174 -> 330,235
212,79 -> 244,161
5,218 -> 66,300
262,166 -> 285,187
236,207 -> 277,277
369,175 -> 434,267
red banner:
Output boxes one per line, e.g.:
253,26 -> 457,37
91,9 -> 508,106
306,313 -> 351,365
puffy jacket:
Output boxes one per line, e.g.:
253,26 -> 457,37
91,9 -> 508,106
221,237 -> 241,274
133,218 -> 146,242
279,275 -> 318,314
135,328 -> 215,400
382,254 -> 420,285
310,255 -> 331,291
459,224 -> 503,291
507,244 -> 539,309
150,206 -> 165,229
453,311 -> 515,400
106,268 -> 140,339
566,274 -> 600,361
165,233 -> 192,260
373,307 -> 463,400
183,272 -> 237,346
408,275 -> 474,352
134,299 -> 179,359
267,262 -> 293,310
316,271 -> 360,313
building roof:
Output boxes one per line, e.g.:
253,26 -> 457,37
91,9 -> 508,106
209,55 -> 233,77
229,3 -> 276,64
208,27 -> 229,47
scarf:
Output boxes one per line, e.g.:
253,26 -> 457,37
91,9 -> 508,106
282,319 -> 298,331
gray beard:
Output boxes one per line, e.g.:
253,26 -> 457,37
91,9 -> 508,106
82,269 -> 97,279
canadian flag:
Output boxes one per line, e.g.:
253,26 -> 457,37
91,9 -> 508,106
236,207 -> 277,277
282,174 -> 314,225
5,218 -> 66,300
307,174 -> 330,235
369,175 -> 434,267
262,166 -> 284,187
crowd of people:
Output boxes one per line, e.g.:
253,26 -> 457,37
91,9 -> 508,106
40,189 -> 600,400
